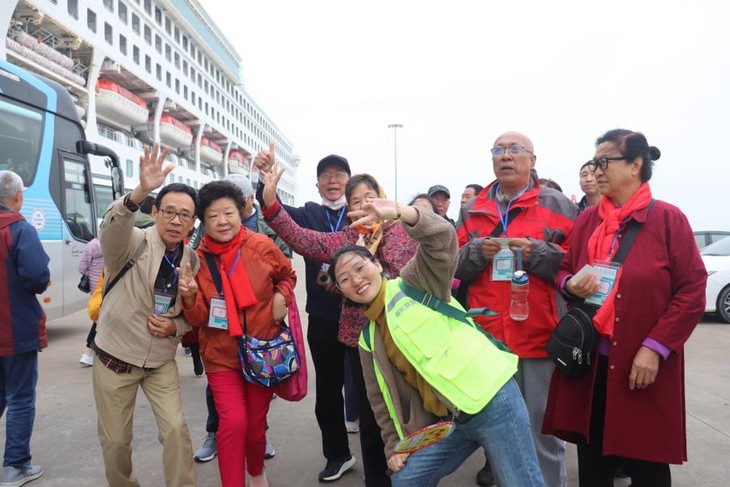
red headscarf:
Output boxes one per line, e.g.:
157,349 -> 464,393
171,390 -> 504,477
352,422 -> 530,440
201,228 -> 258,336
586,182 -> 652,338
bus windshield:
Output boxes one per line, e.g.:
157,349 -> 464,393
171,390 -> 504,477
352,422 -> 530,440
0,98 -> 43,186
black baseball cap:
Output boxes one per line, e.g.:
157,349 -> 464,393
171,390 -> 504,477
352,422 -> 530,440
316,155 -> 351,177
427,185 -> 450,198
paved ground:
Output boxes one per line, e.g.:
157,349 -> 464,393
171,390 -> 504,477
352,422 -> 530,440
1,255 -> 728,486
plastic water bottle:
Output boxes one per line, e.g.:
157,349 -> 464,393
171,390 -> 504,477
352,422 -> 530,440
509,270 -> 529,321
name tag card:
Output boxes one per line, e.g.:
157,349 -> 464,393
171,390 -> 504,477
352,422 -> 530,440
208,297 -> 229,330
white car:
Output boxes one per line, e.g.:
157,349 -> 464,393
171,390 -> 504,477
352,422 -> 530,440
701,236 -> 730,323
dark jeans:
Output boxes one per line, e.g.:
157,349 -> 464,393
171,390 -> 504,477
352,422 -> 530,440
205,384 -> 218,433
577,355 -> 671,487
344,350 -> 360,422
346,347 -> 391,487
307,316 -> 351,461
0,350 -> 38,468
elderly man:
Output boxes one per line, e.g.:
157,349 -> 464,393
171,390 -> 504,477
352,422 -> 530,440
254,147 -> 364,483
456,132 -> 578,487
427,185 -> 455,225
0,171 -> 50,487
93,143 -> 199,487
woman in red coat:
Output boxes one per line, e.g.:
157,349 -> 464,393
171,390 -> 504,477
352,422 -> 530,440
542,129 -> 706,487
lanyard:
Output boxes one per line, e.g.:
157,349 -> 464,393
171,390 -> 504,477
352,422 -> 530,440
606,221 -> 629,260
163,247 -> 180,286
495,184 -> 528,237
326,207 -> 346,232
226,249 -> 241,278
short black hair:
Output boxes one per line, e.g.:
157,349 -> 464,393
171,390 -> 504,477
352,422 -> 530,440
139,195 -> 156,215
328,245 -> 376,284
595,129 -> 661,182
155,183 -> 197,214
345,174 -> 381,203
465,184 -> 484,195
538,178 -> 563,193
197,180 -> 245,220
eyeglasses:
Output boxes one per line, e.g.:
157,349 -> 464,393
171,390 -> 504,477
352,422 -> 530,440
318,171 -> 349,182
159,208 -> 194,224
490,146 -> 533,156
586,157 -> 627,172
335,260 -> 372,288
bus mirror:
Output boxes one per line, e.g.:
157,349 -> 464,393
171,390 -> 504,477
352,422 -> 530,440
76,140 -> 125,199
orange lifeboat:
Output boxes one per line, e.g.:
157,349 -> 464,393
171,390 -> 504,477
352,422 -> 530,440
228,150 -> 250,175
95,79 -> 148,127
159,114 -> 193,148
198,137 -> 223,164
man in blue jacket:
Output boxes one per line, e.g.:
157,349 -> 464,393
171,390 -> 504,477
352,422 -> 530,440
255,150 -> 362,483
0,170 -> 50,487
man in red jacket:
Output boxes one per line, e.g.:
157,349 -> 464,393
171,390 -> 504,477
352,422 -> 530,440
455,132 -> 578,487
0,170 -> 50,486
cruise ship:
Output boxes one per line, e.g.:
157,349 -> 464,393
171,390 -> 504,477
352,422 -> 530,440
1,0 -> 298,212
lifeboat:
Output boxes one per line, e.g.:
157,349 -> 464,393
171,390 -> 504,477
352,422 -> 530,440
227,149 -> 250,174
95,79 -> 148,127
198,137 -> 223,165
159,114 -> 193,148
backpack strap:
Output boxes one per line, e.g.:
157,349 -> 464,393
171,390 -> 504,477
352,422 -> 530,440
103,239 -> 147,299
611,199 -> 655,265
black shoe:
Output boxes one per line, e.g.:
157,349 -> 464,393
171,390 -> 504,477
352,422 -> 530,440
318,456 -> 356,482
476,459 -> 495,486
191,345 -> 204,376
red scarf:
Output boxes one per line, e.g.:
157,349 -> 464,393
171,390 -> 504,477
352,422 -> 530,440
586,183 -> 652,338
202,229 -> 258,336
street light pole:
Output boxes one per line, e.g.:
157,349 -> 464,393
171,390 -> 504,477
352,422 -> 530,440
388,123 -> 403,201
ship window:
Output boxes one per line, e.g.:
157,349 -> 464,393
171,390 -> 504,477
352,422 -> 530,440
133,46 -> 139,64
175,79 -> 180,94
144,25 -> 151,44
68,0 -> 78,19
174,26 -> 180,43
155,35 -> 162,53
119,34 -> 127,54
87,9 -> 97,32
165,17 -> 171,35
118,1 -> 127,23
103,0 -> 114,12
155,7 -> 162,25
156,64 -> 162,81
174,53 -> 180,68
132,14 -> 140,34
104,23 -> 113,45
126,159 -> 134,177
145,55 -> 151,72
165,44 -> 171,61
182,60 -> 187,75
183,86 -> 187,99
182,35 -> 188,51
166,72 -> 171,88
144,0 -> 151,15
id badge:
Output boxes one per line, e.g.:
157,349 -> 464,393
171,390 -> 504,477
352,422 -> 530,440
154,293 -> 173,315
585,260 -> 620,306
491,247 -> 515,281
208,297 -> 229,330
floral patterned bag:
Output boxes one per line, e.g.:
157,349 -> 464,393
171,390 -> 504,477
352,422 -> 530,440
239,313 -> 300,387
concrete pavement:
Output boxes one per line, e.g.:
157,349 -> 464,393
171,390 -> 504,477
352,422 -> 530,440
1,255 -> 728,486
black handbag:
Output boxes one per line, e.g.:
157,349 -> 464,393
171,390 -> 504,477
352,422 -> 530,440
78,274 -> 91,293
547,201 -> 655,377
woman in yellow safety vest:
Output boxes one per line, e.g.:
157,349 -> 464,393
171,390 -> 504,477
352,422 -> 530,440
328,198 -> 544,487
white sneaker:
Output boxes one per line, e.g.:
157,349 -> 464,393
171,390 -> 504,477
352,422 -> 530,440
79,354 -> 93,366
345,419 -> 360,434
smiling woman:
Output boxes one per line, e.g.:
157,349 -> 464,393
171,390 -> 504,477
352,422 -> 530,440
544,129 -> 708,487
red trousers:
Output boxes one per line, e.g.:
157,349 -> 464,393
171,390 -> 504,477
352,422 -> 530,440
207,369 -> 273,487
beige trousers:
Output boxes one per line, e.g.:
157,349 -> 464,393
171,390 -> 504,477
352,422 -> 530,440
93,358 -> 197,487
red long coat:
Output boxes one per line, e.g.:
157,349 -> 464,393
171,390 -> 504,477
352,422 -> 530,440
542,200 -> 706,464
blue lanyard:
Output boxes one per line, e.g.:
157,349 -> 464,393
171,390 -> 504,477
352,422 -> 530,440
226,249 -> 241,278
326,207 -> 346,232
495,184 -> 528,237
163,248 -> 180,287
606,221 -> 628,259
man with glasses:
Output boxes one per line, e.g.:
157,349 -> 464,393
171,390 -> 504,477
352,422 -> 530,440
255,148 -> 360,483
93,143 -> 200,487
455,132 -> 577,487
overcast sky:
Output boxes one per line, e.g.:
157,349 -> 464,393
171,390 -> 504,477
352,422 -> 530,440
206,1 -> 729,228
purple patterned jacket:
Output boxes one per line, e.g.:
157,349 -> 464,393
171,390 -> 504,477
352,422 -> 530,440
264,201 -> 419,346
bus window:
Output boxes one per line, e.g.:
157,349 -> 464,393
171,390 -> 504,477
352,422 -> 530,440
63,157 -> 95,241
0,98 -> 43,185
94,184 -> 114,217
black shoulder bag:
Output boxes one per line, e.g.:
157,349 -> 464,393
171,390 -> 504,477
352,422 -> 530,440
546,201 -> 654,377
